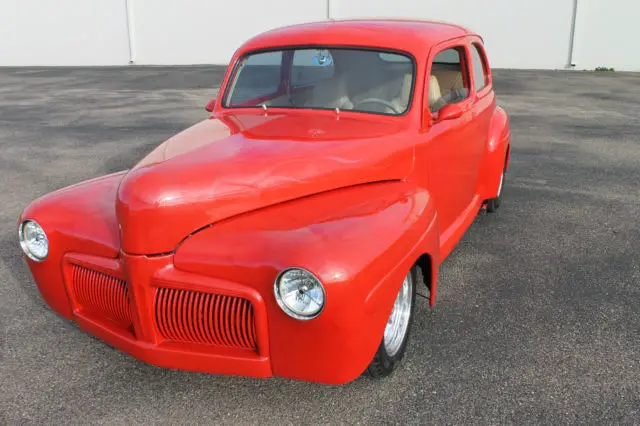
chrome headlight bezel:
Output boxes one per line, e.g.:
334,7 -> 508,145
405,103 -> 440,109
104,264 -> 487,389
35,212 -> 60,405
274,267 -> 326,320
18,219 -> 49,262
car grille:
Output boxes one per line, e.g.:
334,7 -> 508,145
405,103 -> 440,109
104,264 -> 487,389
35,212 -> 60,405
70,264 -> 133,329
154,287 -> 258,351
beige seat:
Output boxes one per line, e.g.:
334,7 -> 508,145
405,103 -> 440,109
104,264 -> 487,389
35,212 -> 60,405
305,74 -> 353,110
431,69 -> 464,94
436,71 -> 464,93
427,75 -> 444,112
306,50 -> 414,114
346,70 -> 413,114
390,73 -> 413,113
334,50 -> 409,113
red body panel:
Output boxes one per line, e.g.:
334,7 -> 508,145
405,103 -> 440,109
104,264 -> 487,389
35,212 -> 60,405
19,20 -> 510,384
21,172 -> 125,318
117,113 -> 412,255
174,181 -> 438,383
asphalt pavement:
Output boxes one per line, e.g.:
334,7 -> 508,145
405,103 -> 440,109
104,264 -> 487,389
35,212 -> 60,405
0,67 -> 638,424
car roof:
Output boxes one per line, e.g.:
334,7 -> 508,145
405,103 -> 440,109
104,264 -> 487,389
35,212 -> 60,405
239,20 -> 474,56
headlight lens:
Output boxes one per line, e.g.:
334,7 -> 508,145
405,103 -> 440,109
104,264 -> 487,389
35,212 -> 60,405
19,220 -> 49,261
274,268 -> 325,320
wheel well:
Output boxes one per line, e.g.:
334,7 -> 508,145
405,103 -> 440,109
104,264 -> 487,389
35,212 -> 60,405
415,253 -> 433,297
505,144 -> 510,170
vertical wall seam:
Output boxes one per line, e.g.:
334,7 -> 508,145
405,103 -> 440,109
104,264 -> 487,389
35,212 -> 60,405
125,0 -> 136,64
566,0 -> 578,68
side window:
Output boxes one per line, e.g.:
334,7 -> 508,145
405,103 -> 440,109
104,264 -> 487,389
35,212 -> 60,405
428,47 -> 470,113
470,44 -> 488,92
291,49 -> 335,87
227,51 -> 282,105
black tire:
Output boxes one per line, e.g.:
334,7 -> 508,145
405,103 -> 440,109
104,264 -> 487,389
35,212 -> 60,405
486,167 -> 505,213
366,266 -> 418,378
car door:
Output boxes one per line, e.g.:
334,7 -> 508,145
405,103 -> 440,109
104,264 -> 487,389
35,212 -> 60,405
417,42 -> 478,235
467,41 -> 496,192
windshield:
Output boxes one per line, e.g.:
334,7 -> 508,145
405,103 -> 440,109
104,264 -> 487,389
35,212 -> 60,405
223,48 -> 415,116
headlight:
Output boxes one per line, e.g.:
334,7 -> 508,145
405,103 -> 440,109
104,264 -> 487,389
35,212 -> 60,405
18,220 -> 49,261
274,268 -> 325,320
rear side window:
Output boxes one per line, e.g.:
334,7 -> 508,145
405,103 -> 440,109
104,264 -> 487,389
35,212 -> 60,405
432,49 -> 461,64
470,44 -> 488,92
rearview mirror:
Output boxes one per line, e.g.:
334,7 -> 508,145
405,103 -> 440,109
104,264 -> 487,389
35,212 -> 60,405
205,97 -> 217,112
436,103 -> 464,122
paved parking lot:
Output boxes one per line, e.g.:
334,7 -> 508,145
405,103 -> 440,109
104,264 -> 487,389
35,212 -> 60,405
1,67 -> 639,424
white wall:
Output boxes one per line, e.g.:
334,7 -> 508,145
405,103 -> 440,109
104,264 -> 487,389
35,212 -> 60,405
0,0 -> 639,70
131,0 -> 327,65
0,0 -> 130,66
332,0 -> 575,69
572,0 -> 640,71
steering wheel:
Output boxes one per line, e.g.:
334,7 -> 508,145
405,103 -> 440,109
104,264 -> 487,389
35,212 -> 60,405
353,98 -> 400,114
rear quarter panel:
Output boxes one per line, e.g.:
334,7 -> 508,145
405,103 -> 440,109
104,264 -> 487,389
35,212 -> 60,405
478,105 -> 511,199
471,39 -> 511,199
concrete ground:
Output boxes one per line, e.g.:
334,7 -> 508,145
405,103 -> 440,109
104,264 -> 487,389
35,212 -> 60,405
0,67 -> 638,424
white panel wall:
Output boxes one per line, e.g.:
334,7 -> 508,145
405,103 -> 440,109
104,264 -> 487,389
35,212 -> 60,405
331,0 -> 575,69
572,0 -> 640,71
131,0 -> 327,65
0,0 -> 639,70
0,0 -> 129,66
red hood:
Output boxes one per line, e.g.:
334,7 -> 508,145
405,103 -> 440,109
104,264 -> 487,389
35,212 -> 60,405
116,111 -> 413,254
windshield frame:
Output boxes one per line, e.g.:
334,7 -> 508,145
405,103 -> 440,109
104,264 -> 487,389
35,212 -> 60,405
220,45 -> 417,117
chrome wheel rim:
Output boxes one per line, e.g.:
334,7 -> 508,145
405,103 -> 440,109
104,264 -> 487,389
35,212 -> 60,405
384,271 -> 413,357
497,171 -> 504,196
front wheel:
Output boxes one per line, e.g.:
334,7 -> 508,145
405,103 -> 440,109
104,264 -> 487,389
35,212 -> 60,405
366,266 -> 417,378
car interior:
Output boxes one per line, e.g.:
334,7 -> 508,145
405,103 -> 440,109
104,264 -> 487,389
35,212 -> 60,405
293,47 -> 469,115
257,49 -> 414,114
228,47 -> 470,116
300,49 -> 414,114
428,48 -> 470,113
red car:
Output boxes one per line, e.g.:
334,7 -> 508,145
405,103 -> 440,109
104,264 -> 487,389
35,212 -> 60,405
19,20 -> 510,384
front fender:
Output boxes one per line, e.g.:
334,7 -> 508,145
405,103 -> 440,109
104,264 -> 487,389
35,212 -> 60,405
18,171 -> 126,319
174,181 -> 439,384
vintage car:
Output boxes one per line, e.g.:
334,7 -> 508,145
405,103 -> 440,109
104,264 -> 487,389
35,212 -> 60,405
18,20 -> 510,384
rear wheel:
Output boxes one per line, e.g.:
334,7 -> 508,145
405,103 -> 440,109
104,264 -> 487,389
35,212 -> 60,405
367,266 -> 417,378
486,167 -> 505,213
